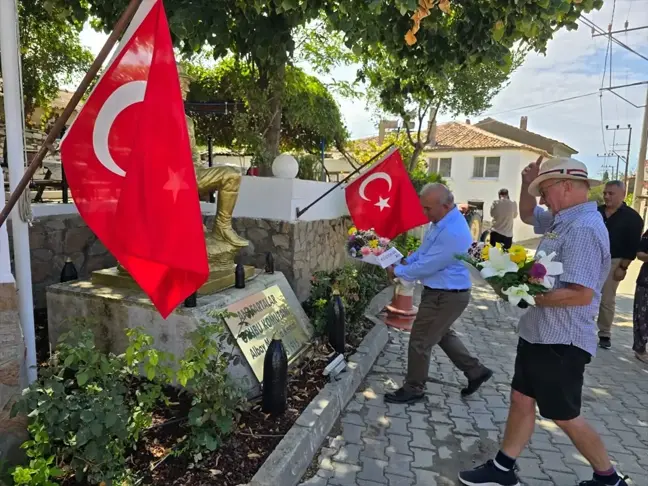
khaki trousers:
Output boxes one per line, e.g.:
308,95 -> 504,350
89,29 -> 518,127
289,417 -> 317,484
404,288 -> 485,393
597,258 -> 622,339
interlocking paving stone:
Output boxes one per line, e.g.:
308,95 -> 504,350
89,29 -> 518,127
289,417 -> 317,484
298,284 -> 648,486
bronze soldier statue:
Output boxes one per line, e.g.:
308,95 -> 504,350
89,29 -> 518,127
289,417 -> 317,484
118,65 -> 248,275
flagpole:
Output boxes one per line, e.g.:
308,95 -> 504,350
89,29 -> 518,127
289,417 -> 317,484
0,0 -> 143,229
295,144 -> 395,219
1,0 -> 37,384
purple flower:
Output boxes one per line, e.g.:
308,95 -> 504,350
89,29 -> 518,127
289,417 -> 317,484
529,263 -> 547,279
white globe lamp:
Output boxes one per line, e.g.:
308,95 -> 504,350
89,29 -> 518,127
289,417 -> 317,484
272,153 -> 299,179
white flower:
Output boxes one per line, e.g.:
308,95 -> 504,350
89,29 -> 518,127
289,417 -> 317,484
534,251 -> 564,289
502,284 -> 536,307
478,246 -> 519,278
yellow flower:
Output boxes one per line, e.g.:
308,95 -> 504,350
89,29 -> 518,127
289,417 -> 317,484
509,245 -> 527,265
348,227 -> 357,236
368,239 -> 379,249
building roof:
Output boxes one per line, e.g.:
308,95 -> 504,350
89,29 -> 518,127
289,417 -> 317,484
427,122 -> 548,153
349,120 -> 569,158
475,117 -> 578,155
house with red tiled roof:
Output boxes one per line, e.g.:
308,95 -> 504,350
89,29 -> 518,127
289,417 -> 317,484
353,116 -> 578,242
424,116 -> 577,241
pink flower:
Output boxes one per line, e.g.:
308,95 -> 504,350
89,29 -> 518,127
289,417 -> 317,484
378,237 -> 390,247
529,263 -> 547,279
360,246 -> 372,256
372,247 -> 385,256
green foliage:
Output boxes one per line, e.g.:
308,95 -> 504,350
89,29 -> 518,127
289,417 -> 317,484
350,132 -> 425,171
83,0 -> 602,167
303,263 -> 388,336
177,318 -> 245,459
12,320 -> 243,485
588,185 -> 604,205
11,457 -> 61,486
409,168 -> 445,194
391,234 -> 421,258
297,153 -> 323,181
1,0 -> 92,123
186,60 -> 348,159
11,326 -> 169,485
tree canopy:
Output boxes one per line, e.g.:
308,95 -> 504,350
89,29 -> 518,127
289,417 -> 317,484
0,0 -> 92,124
83,0 -> 603,166
186,60 -> 348,156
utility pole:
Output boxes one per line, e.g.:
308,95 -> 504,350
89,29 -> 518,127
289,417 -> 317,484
606,124 -> 632,183
633,88 -> 648,212
596,152 -> 615,179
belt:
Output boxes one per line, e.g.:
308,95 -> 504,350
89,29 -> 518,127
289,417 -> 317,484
424,287 -> 470,293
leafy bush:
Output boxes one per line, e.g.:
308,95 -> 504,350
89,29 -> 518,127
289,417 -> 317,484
296,153 -> 322,181
303,263 -> 388,336
11,319 -> 244,485
391,234 -> 422,257
178,319 -> 246,460
409,168 -> 445,194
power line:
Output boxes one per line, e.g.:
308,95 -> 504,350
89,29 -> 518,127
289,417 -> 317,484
481,92 -> 599,117
579,15 -> 648,63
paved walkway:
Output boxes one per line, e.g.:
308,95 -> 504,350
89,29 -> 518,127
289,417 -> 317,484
300,282 -> 648,486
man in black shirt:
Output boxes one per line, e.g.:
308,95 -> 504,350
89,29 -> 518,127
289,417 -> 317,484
597,180 -> 644,349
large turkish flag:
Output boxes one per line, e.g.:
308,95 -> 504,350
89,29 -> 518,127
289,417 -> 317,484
345,149 -> 428,239
60,0 -> 208,318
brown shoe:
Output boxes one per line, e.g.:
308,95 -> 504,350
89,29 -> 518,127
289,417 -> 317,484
635,351 -> 648,364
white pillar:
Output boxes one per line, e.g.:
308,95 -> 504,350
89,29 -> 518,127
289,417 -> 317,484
0,167 -> 14,284
0,0 -> 37,384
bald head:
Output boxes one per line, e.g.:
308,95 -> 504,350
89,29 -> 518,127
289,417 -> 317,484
420,183 -> 455,223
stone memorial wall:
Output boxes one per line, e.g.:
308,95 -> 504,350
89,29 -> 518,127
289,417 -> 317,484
8,212 -> 349,309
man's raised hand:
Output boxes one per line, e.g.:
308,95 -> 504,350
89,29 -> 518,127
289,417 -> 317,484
522,156 -> 543,186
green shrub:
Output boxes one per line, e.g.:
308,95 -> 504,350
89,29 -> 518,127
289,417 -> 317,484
178,318 -> 246,460
11,318 -> 244,485
391,234 -> 421,257
303,263 -> 388,336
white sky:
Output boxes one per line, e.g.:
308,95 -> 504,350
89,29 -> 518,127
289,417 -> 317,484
78,0 -> 648,177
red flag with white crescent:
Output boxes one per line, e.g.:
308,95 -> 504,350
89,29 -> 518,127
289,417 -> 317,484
345,149 -> 428,239
60,0 -> 208,318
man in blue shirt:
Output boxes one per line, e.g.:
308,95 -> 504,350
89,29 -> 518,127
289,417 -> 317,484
384,183 -> 492,404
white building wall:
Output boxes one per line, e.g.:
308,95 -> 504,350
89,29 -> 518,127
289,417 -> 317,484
426,148 -> 541,243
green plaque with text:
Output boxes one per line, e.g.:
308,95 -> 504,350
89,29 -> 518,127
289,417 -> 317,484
223,285 -> 310,382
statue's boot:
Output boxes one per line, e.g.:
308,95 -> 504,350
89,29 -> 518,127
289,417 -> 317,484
212,190 -> 248,247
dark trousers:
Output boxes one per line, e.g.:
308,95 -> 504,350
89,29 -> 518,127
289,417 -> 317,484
490,231 -> 513,250
404,288 -> 485,393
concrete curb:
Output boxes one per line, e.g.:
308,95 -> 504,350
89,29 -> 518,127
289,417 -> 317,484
247,315 -> 389,486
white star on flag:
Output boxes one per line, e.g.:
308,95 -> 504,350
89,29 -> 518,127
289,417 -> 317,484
163,168 -> 189,203
375,196 -> 391,211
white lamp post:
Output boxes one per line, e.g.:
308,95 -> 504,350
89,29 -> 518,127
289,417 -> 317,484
272,153 -> 299,179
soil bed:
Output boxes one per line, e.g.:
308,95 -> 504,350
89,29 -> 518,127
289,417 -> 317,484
58,316 -> 374,486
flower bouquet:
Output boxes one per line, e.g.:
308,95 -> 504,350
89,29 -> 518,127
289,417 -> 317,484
347,227 -> 403,268
457,242 -> 563,308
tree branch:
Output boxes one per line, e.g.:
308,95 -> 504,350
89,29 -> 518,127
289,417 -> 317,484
424,98 -> 443,146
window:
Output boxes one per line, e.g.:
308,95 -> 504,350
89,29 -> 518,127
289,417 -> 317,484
473,156 -> 501,178
428,157 -> 452,178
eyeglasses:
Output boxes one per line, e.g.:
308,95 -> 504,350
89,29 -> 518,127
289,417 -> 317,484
538,180 -> 565,199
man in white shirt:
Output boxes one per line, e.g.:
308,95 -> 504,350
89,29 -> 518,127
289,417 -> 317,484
490,188 -> 518,249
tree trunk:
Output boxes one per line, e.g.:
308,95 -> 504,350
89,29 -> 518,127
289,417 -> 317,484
408,143 -> 424,172
260,60 -> 286,176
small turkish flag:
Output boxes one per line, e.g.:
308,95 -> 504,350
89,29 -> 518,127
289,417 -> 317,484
345,149 -> 428,239
60,0 -> 208,318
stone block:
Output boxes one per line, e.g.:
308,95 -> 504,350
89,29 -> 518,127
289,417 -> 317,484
47,272 -> 313,398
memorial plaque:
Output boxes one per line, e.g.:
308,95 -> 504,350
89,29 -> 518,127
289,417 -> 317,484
223,285 -> 310,382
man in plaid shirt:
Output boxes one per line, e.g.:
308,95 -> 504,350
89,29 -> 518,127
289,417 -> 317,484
459,157 -> 629,486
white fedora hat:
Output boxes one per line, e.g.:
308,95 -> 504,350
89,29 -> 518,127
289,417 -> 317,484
528,157 -> 600,197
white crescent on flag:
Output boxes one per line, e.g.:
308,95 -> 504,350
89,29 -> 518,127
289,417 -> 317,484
358,172 -> 393,211
92,80 -> 147,177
